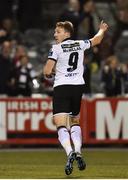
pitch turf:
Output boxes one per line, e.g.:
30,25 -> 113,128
0,148 -> 128,179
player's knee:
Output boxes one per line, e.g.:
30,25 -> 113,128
53,114 -> 68,128
70,116 -> 80,126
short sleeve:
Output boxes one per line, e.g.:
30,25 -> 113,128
48,45 -> 58,61
81,40 -> 91,50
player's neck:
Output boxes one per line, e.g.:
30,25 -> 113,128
62,37 -> 72,42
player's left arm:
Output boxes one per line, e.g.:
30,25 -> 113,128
90,21 -> 108,47
43,59 -> 56,78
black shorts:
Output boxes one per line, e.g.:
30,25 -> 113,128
53,85 -> 84,116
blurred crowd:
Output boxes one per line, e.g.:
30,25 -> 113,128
0,0 -> 128,97
0,17 -> 53,97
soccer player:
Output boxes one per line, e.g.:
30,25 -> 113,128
43,20 -> 108,175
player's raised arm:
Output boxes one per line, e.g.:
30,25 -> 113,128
90,21 -> 108,47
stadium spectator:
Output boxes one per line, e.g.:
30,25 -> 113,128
13,44 -> 27,65
78,0 -> 96,39
0,29 -> 7,44
101,55 -> 122,97
111,0 -> 128,53
43,20 -> 108,175
78,0 -> 102,69
0,18 -> 22,44
59,0 -> 80,39
117,0 -> 128,25
9,54 -> 37,97
83,57 -> 92,95
121,63 -> 128,94
0,41 -> 14,95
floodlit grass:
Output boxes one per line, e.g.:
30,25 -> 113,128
0,149 -> 128,178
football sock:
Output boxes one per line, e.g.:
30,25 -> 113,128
58,126 -> 73,156
70,125 -> 82,154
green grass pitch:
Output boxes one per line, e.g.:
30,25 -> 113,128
0,148 -> 128,179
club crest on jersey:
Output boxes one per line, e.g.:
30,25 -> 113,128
84,40 -> 89,44
48,49 -> 53,56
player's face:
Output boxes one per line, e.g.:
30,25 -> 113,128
54,27 -> 69,43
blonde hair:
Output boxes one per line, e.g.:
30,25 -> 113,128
56,21 -> 74,37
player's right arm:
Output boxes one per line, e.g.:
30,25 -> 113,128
90,21 -> 108,47
43,59 -> 56,78
43,45 -> 57,78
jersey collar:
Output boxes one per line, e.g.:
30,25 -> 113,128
62,38 -> 72,42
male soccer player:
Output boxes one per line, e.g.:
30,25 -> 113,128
43,20 -> 108,175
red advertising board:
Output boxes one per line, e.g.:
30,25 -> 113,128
81,98 -> 128,144
0,98 -> 57,144
0,97 -> 128,145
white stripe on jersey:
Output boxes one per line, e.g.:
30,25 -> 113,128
48,39 -> 91,87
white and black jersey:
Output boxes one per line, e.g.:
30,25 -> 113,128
48,38 -> 91,87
